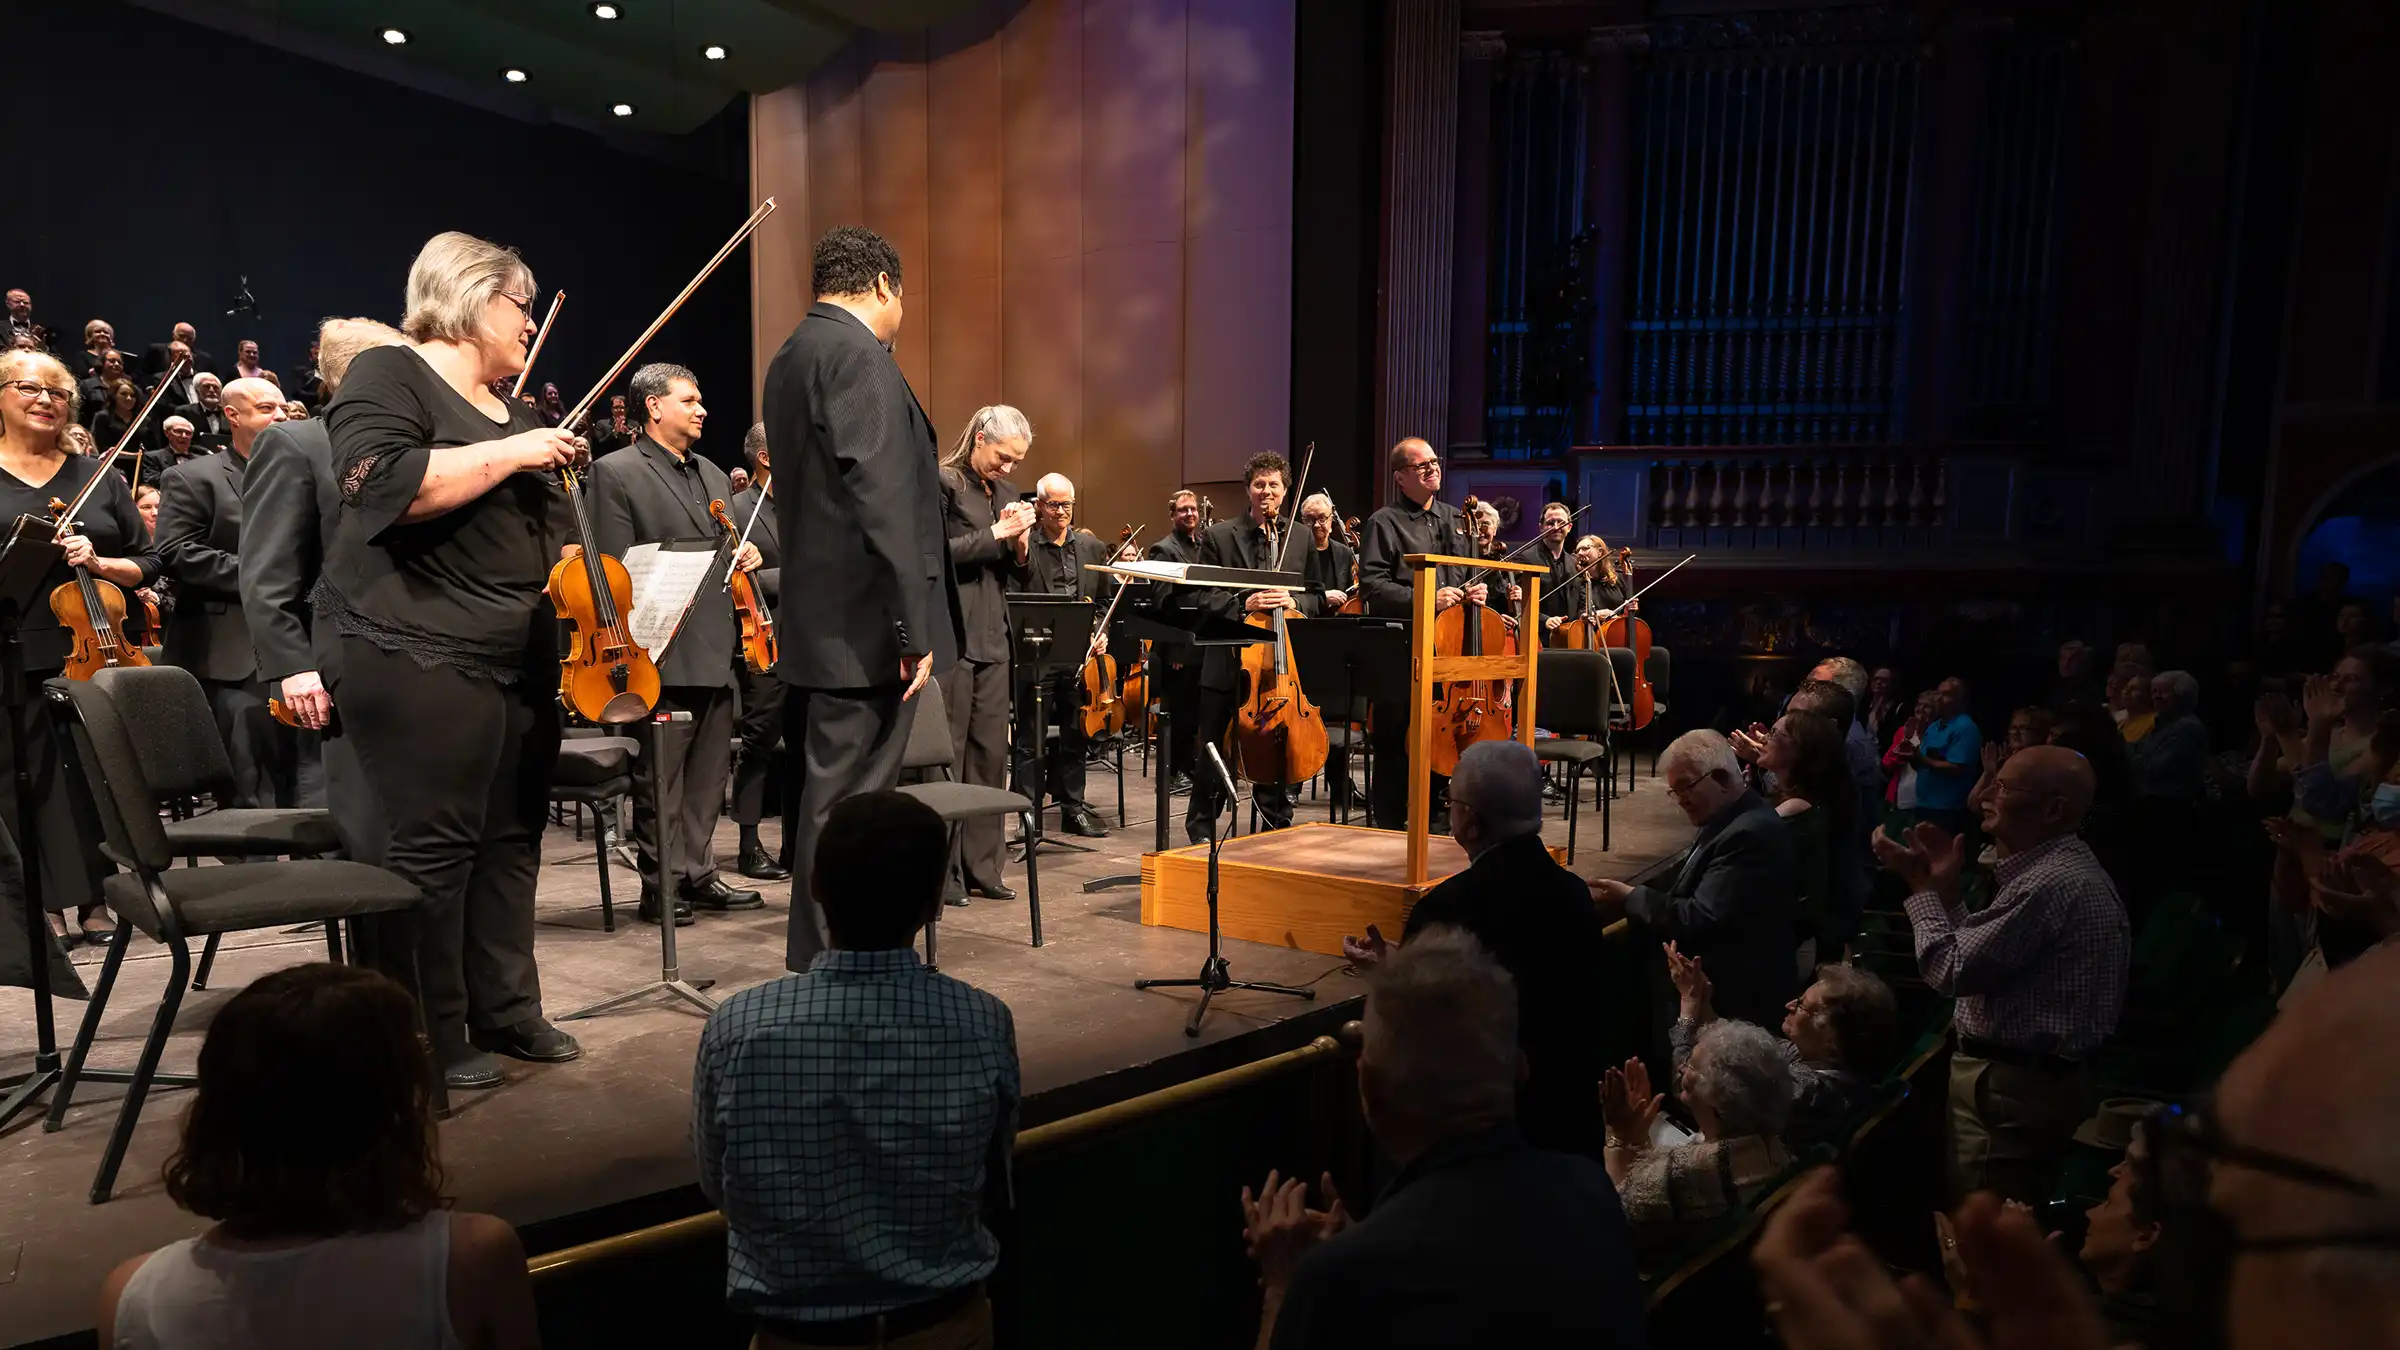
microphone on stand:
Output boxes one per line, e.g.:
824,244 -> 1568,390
1201,742 -> 1240,805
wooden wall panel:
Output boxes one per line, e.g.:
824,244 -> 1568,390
859,43 -> 935,403
1000,0 -> 1087,491
749,85 -> 813,410
926,8 -> 1007,443
804,48 -> 867,246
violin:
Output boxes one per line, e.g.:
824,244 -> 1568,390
1080,525 -> 1140,740
711,497 -> 777,675
1426,495 -> 1516,777
1337,516 -> 1365,615
1555,545 -> 1631,650
48,497 -> 151,681
1228,447 -> 1329,788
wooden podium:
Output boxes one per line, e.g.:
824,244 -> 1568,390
1140,551 -> 1549,955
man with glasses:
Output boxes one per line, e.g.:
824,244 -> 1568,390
1357,437 -> 1480,829
1012,471 -> 1113,839
176,372 -> 232,454
1876,744 -> 2128,1205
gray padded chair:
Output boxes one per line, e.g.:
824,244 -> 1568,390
1533,649 -> 1614,860
553,732 -> 638,931
42,670 -> 424,1204
897,678 -> 1041,963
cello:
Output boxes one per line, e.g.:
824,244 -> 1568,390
1336,515 -> 1365,615
1555,543 -> 1630,649
1425,495 -> 1516,777
1080,525 -> 1142,740
1227,448 -> 1329,788
711,497 -> 777,675
44,358 -> 184,680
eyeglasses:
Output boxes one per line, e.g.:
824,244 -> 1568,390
1,380 -> 72,404
2144,1103 -> 2400,1253
1664,772 -> 1720,804
498,291 -> 536,317
1401,460 -> 1440,477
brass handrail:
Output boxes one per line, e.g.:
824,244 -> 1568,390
527,1026 -> 1360,1281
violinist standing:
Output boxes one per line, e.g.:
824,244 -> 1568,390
765,226 -> 962,973
1359,437 -> 1477,830
1297,493 -> 1360,809
587,363 -> 765,926
1187,453 -> 1325,842
727,424 -> 788,882
1012,472 -> 1112,839
937,406 -> 1036,898
322,231 -> 586,1090
1145,489 -> 1207,794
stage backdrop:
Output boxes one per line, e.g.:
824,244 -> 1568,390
749,0 -> 1297,536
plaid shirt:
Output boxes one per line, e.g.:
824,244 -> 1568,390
691,948 -> 1020,1323
1905,835 -> 2128,1057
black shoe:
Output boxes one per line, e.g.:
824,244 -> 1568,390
472,1018 -> 583,1064
1062,805 -> 1110,838
969,879 -> 1017,902
737,845 -> 791,881
442,1049 -> 505,1090
1169,772 -> 1193,796
683,877 -> 765,911
638,888 -> 695,926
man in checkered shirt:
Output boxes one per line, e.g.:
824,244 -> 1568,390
692,791 -> 1020,1348
1876,744 -> 2128,1206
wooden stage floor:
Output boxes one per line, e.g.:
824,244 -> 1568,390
0,750 -> 1691,1346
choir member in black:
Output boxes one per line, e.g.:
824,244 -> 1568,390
156,377 -> 313,808
1539,533 -> 1630,640
1146,488 -> 1207,792
766,225 -> 963,973
1185,452 -> 1328,841
588,362 -> 766,926
937,405 -> 1038,897
1359,436 -> 1480,829
727,423 -> 790,882
240,318 -> 400,870
0,350 -> 157,954
1012,472 -> 1113,838
322,231 -> 585,1090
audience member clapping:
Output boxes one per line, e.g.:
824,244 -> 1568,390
1863,664 -> 1904,746
1242,927 -> 1646,1348
1668,944 -> 1894,1151
97,963 -> 539,1350
2115,661 -> 2157,743
2131,669 -> 2209,802
1602,1019 -> 1795,1258
1737,708 -> 1854,973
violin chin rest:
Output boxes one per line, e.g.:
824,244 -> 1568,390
597,691 -> 653,725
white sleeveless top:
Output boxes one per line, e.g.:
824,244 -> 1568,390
112,1212 -> 467,1350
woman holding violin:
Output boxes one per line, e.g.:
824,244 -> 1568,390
0,347 -> 157,949
321,230 -> 586,1090
1541,533 -> 1632,644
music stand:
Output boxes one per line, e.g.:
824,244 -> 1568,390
559,708 -> 717,1022
1005,594 -> 1096,861
1282,616 -> 1412,825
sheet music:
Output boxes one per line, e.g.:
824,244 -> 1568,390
1094,558 -> 1190,583
621,541 -> 719,659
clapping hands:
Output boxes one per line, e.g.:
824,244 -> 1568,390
1339,924 -> 1391,969
1240,1170 -> 1349,1292
1730,721 -> 1772,764
1665,941 -> 1714,1023
1873,821 -> 1966,901
1600,1056 -> 1663,1147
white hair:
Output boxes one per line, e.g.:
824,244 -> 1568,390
1689,1020 -> 1794,1139
401,230 -> 535,345
2154,669 -> 2199,709
943,404 -> 1033,469
1660,728 -> 1741,785
1365,926 -> 1518,1126
160,415 -> 194,433
192,371 -> 221,390
1035,472 -> 1074,502
1448,740 -> 1544,841
315,317 -> 406,395
1812,656 -> 1870,705
1300,492 -> 1334,519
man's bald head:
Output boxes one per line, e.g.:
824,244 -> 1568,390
220,377 -> 281,413
221,377 -> 288,453
1978,744 -> 2094,853
1035,472 -> 1074,503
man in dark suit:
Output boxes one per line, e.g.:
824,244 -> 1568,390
937,407 -> 1037,899
1341,739 -> 1616,1158
590,362 -> 766,926
1593,727 -> 1798,1039
143,322 -> 216,382
1186,452 -> 1325,842
175,372 -> 232,454
148,342 -> 196,409
1145,488 -> 1208,795
764,225 -> 963,972
727,423 -> 790,882
156,377 -> 308,807
136,417 -> 205,487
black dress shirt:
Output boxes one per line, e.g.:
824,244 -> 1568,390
1016,528 -> 1112,603
1359,496 -> 1470,617
1193,517 -> 1321,692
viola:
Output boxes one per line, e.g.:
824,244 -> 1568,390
548,469 -> 660,724
47,498 -> 150,682
1426,495 -> 1516,777
1080,525 -> 1140,740
710,498 -> 777,675
1336,516 -> 1365,615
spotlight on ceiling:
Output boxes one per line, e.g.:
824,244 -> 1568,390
701,44 -> 727,60
379,27 -> 409,44
611,103 -> 637,117
501,67 -> 529,83
589,2 -> 620,18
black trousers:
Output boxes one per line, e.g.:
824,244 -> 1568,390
1158,659 -> 1203,781
1187,686 -> 1293,841
940,657 -> 1012,888
201,676 -> 315,809
332,637 -> 555,1052
784,681 -> 918,971
1011,670 -> 1089,812
629,684 -> 735,890
1368,700 -> 1447,830
2,675 -> 102,917
731,664 -> 783,828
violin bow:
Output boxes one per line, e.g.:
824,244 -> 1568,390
58,357 -> 185,528
1088,524 -> 1146,648
512,291 -> 565,399
1272,441 -> 1316,572
725,476 -> 772,588
1616,552 -> 1698,609
1455,500 -> 1590,588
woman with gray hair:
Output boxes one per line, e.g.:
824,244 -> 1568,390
321,231 -> 587,1091
1668,944 -> 1894,1149
935,405 -> 1037,900
1603,1017 -> 1795,1256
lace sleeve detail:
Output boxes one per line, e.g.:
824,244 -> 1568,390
341,454 -> 379,506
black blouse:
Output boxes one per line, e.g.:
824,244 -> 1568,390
1541,569 -> 1628,619
0,451 -> 162,667
321,345 -> 571,681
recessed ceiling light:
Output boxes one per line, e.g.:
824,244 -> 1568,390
501,67 -> 528,83
589,2 -> 620,18
611,103 -> 636,117
378,27 -> 409,44
700,44 -> 727,60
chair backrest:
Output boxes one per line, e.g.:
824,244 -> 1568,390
44,679 -> 174,933
89,665 -> 237,804
1534,649 -> 1613,738
900,676 -> 958,774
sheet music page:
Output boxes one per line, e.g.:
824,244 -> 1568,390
1094,558 -> 1189,583
620,542 -> 720,659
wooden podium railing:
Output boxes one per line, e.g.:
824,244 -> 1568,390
1402,552 -> 1549,888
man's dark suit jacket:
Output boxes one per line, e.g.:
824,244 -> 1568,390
154,446 -> 258,682
728,482 -> 780,609
238,419 -> 339,686
1624,788 -> 1798,1030
1404,832 -> 1615,1157
938,465 -> 1017,666
587,435 -> 740,691
174,403 -> 232,454
144,343 -> 216,381
1193,516 -> 1320,693
762,301 -> 960,689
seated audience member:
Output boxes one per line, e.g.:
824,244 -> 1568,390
2131,670 -> 2209,802
1668,944 -> 1894,1151
691,791 -> 1018,1348
1877,746 -> 2129,1205
2074,1111 -> 2171,1348
1902,676 -> 1983,836
2115,662 -> 2158,744
1754,940 -> 2400,1350
1242,928 -> 1646,1349
1601,1019 -> 1795,1257
1593,729 -> 1798,1034
1737,707 -> 1853,972
97,964 -> 538,1350
2050,639 -> 2105,719
1340,739 -> 1611,1156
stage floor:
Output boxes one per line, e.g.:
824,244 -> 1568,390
0,751 -> 1691,1346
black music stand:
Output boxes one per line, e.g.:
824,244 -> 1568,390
559,708 -> 717,1022
1006,595 -> 1096,861
1283,617 -> 1412,826
1134,744 -> 1314,1037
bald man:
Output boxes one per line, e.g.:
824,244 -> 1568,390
1358,438 -> 1480,829
1010,471 -> 1114,837
1877,744 -> 2129,1204
157,377 -> 312,807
